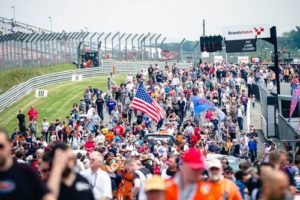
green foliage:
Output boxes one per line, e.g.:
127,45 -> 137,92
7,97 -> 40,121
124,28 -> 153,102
279,26 -> 300,50
0,64 -> 75,94
162,27 -> 300,60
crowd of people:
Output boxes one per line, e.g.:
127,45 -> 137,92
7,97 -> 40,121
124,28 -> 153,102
1,61 -> 300,200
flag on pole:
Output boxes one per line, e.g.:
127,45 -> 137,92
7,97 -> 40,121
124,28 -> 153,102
130,84 -> 166,123
289,88 -> 300,120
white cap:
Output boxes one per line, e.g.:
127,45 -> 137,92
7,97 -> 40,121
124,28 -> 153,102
207,159 -> 222,169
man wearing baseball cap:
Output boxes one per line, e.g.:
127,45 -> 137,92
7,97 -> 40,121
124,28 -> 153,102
196,159 -> 242,200
165,148 -> 206,200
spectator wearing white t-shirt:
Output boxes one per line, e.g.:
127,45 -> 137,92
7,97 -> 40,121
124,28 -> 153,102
81,151 -> 112,200
41,117 -> 49,142
95,132 -> 105,144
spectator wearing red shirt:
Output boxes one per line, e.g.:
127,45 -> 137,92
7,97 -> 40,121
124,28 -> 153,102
194,125 -> 201,141
84,136 -> 95,152
152,161 -> 161,175
205,110 -> 213,121
190,132 -> 198,147
139,144 -> 149,154
113,122 -> 124,138
28,106 -> 39,121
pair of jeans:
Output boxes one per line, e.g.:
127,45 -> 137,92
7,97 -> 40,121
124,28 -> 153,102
237,117 -> 243,131
249,149 -> 257,162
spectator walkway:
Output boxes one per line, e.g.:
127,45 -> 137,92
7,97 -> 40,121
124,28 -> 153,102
246,100 -> 265,157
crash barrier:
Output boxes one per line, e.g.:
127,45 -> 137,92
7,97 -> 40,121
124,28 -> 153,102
278,114 -> 300,140
252,83 -> 275,138
253,81 -> 300,140
0,67 -> 105,112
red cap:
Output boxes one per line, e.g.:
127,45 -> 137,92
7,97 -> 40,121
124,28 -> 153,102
181,148 -> 206,170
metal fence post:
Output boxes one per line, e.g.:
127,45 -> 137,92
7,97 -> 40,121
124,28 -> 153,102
125,33 -> 132,60
89,32 -> 97,50
104,32 -> 111,58
77,42 -> 82,69
119,33 -> 125,60
158,36 -> 166,60
5,38 -> 9,68
149,34 -> 156,60
97,41 -> 102,66
137,34 -> 144,60
96,32 -> 104,62
111,32 -> 119,59
141,33 -> 150,61
155,34 -> 161,60
131,34 -> 138,60
46,33 -> 53,65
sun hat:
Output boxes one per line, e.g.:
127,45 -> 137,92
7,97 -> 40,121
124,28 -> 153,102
139,154 -> 151,161
144,175 -> 166,192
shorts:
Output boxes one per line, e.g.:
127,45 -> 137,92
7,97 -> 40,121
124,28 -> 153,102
111,179 -> 118,191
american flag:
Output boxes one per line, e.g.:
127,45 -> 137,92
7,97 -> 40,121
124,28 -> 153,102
130,84 -> 165,123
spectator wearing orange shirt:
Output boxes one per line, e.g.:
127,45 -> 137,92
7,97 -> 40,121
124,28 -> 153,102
105,130 -> 115,142
196,159 -> 242,200
165,148 -> 206,200
123,160 -> 134,200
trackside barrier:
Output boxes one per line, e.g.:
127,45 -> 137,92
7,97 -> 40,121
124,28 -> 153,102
0,67 -> 106,112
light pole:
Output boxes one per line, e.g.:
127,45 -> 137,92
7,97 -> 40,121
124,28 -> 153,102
11,6 -> 15,21
48,16 -> 52,32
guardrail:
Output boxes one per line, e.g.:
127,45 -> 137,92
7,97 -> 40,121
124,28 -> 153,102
278,113 -> 299,140
0,61 -> 192,112
0,67 -> 107,112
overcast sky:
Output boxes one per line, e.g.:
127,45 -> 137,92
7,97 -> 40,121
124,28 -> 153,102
1,0 -> 299,41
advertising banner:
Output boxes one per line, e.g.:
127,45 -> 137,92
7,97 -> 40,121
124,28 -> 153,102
223,24 -> 270,40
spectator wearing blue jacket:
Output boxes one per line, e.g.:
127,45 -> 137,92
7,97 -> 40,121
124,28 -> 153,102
248,137 -> 257,162
234,170 -> 248,199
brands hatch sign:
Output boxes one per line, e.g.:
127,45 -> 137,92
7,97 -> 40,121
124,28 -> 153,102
223,24 -> 270,53
223,24 -> 270,40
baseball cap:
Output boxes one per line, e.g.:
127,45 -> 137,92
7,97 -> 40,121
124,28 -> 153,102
181,148 -> 206,170
207,159 -> 222,169
144,175 -> 166,192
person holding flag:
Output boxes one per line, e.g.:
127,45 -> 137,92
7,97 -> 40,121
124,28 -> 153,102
130,83 -> 166,124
